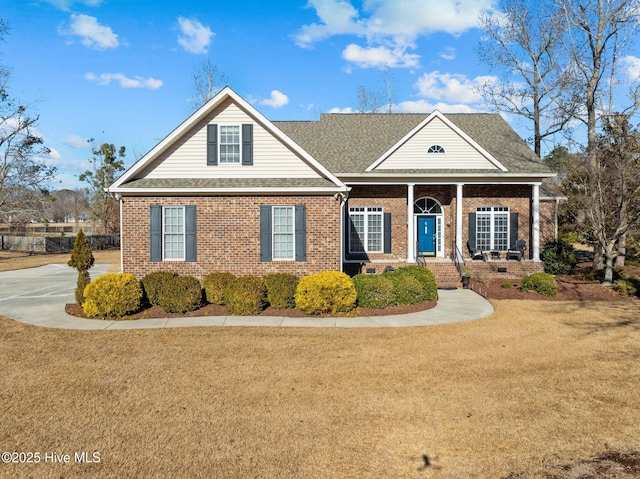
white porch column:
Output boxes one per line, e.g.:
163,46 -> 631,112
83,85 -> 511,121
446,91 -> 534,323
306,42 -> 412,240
532,183 -> 541,261
407,183 -> 415,263
456,183 -> 464,262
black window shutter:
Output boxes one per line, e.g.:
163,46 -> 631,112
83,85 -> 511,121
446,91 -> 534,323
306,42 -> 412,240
295,204 -> 306,261
510,212 -> 519,249
384,212 -> 392,253
150,205 -> 162,262
242,124 -> 253,166
468,213 -> 476,250
260,205 -> 272,262
185,205 -> 196,262
207,124 -> 218,166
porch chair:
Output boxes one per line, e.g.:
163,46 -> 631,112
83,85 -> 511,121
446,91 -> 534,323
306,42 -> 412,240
467,240 -> 486,261
507,239 -> 526,261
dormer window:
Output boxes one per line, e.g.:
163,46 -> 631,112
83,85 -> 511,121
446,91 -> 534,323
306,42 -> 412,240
427,144 -> 445,154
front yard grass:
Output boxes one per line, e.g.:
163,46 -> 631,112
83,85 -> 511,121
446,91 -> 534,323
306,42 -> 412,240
1,298 -> 639,478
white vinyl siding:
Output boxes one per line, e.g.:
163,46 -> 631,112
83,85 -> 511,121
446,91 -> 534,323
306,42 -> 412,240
374,116 -> 500,170
163,206 -> 185,260
476,207 -> 509,251
273,206 -> 294,260
349,207 -> 383,253
139,101 -> 321,179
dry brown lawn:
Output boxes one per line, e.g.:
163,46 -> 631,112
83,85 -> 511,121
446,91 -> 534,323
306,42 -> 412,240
1,298 -> 639,478
0,249 -> 120,272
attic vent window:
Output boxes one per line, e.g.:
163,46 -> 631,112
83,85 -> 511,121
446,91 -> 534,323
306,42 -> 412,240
427,145 -> 445,154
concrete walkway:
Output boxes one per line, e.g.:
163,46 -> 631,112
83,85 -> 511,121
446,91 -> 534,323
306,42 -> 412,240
0,264 -> 494,330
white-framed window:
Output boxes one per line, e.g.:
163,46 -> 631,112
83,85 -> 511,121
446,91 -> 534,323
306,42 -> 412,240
427,144 -> 445,154
219,125 -> 240,164
273,206 -> 295,260
476,206 -> 509,251
349,207 -> 383,253
163,206 -> 185,260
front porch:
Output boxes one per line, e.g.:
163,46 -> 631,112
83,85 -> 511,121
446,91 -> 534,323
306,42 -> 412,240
343,182 -> 550,287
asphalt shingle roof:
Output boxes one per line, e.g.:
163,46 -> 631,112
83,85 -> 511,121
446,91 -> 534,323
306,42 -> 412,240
275,113 -> 555,175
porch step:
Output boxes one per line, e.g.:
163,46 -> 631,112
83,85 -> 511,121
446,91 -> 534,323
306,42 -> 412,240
421,261 -> 462,289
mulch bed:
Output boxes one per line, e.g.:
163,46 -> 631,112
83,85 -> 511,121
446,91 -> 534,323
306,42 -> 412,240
65,299 -> 437,321
475,275 -> 628,301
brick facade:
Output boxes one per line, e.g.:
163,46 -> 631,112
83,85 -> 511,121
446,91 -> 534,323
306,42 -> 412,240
121,195 -> 341,280
343,183 -> 554,284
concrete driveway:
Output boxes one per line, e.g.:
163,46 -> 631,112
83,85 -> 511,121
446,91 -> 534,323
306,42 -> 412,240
0,264 -> 494,330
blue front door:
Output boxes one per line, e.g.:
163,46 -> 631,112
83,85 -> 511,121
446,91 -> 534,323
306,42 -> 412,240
418,216 -> 436,256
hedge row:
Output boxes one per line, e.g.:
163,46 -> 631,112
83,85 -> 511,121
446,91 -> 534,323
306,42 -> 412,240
352,266 -> 438,309
81,266 -> 440,318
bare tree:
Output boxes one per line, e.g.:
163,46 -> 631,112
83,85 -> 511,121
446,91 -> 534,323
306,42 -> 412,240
356,66 -> 396,114
0,20 -> 56,226
477,0 -> 574,158
189,59 -> 229,110
564,114 -> 640,285
559,0 -> 640,150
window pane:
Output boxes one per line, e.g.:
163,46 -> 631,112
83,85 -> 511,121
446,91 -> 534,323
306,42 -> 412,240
163,207 -> 184,259
273,207 -> 294,260
494,213 -> 509,250
220,125 -> 240,163
476,213 -> 492,251
349,212 -> 365,252
367,213 -> 382,252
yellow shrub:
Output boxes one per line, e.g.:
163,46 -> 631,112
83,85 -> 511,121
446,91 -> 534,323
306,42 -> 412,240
83,273 -> 142,318
295,271 -> 357,315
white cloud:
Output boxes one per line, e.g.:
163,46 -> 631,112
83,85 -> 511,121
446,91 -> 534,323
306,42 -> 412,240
61,14 -> 119,50
394,100 -> 479,113
44,147 -> 62,160
85,73 -> 163,89
439,46 -> 456,61
177,17 -> 214,54
342,43 -> 419,68
294,0 -> 364,48
259,90 -> 289,108
294,0 -> 496,70
328,106 -> 356,113
44,0 -> 102,10
415,71 -> 496,104
622,55 -> 640,80
65,135 -> 90,149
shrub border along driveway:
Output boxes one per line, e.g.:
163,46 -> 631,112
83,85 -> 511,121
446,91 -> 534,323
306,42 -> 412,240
0,264 -> 493,329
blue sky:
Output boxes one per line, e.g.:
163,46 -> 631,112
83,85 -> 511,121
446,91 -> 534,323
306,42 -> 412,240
3,0 -> 639,189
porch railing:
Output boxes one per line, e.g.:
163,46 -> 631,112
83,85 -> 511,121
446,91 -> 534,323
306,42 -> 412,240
416,241 -> 426,267
451,241 -> 465,278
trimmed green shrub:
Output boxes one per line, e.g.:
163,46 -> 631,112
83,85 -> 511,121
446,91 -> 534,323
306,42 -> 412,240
157,275 -> 203,313
352,274 -> 395,309
385,270 -> 426,305
225,276 -> 266,315
612,278 -> 638,296
295,271 -> 357,315
558,230 -> 580,245
393,266 -> 438,301
83,273 -> 142,318
68,229 -> 95,305
76,270 -> 91,306
264,273 -> 299,309
543,240 -> 577,275
141,271 -> 179,306
520,272 -> 558,297
500,280 -> 513,289
203,272 -> 236,305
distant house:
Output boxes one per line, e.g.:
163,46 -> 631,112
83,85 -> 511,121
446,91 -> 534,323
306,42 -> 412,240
109,87 -> 561,286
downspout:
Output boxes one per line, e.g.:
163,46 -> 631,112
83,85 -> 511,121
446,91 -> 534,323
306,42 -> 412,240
116,194 -> 123,273
337,191 -> 349,272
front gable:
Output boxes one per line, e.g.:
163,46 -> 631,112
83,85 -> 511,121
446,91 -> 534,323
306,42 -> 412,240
366,110 -> 508,172
111,88 -> 346,192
